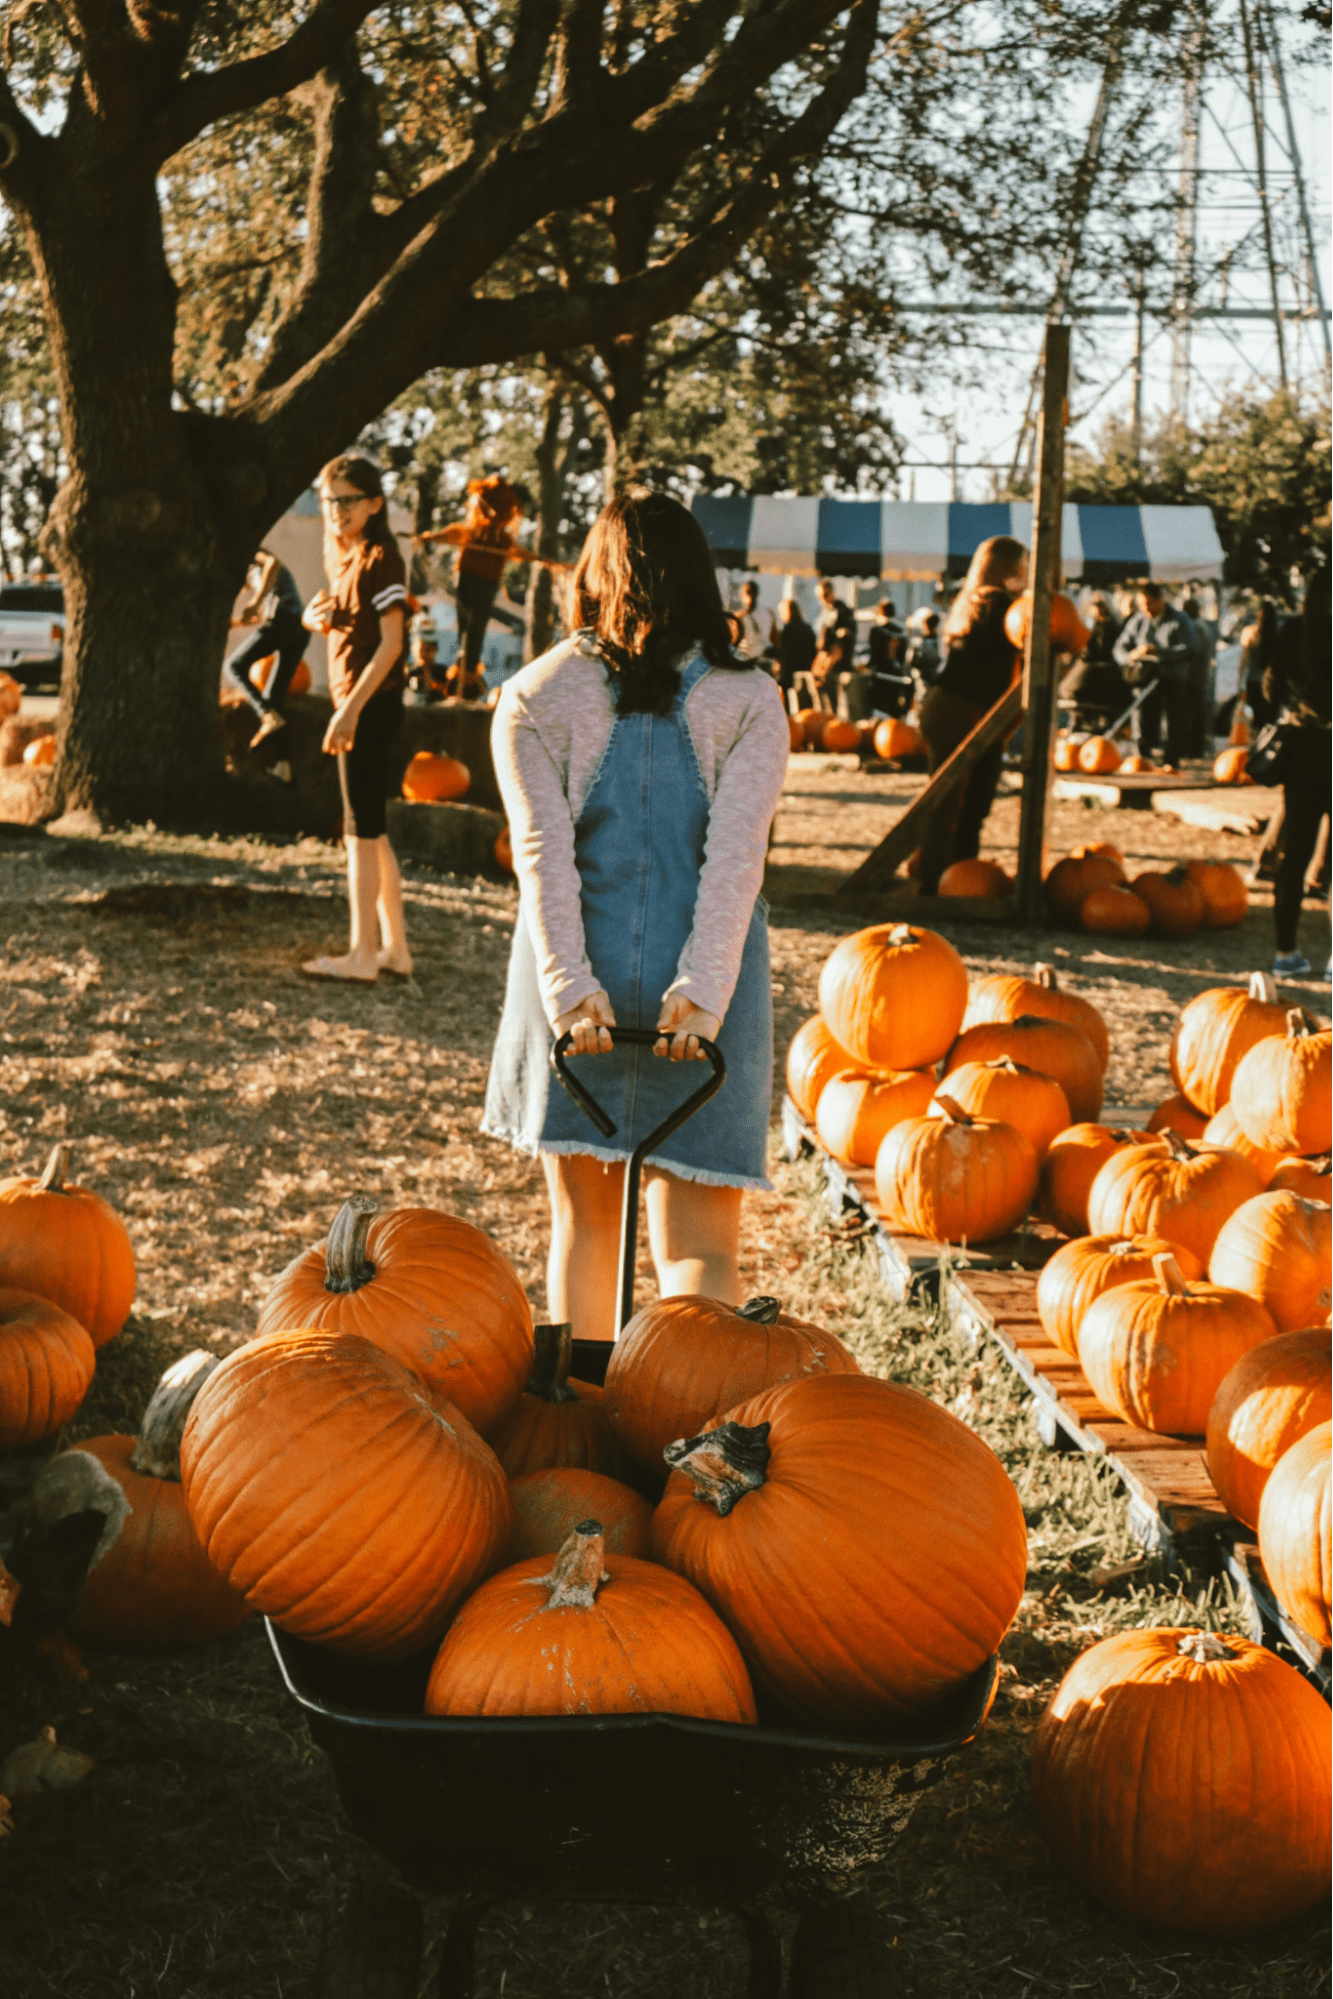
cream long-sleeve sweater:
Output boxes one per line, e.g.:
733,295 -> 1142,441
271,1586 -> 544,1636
491,635 -> 790,1026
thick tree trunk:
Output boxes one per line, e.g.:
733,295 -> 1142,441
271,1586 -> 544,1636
525,387 -> 566,663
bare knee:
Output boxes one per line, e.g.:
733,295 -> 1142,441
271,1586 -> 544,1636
543,1154 -> 623,1232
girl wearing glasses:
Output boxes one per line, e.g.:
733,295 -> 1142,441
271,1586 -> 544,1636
301,456 -> 412,981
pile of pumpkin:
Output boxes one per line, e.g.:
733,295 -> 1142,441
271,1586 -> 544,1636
1048,842 -> 1247,938
787,710 -> 924,763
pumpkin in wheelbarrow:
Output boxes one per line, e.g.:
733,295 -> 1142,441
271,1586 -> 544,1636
653,1372 -> 1026,1729
485,1322 -> 633,1480
506,1467 -> 654,1562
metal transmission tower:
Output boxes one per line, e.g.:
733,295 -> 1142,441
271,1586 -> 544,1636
1169,9 -> 1205,422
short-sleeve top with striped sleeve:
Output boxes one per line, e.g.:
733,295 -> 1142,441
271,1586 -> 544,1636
326,538 -> 409,705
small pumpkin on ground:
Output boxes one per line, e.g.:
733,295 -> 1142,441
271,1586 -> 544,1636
873,717 -> 923,761
1213,746 -> 1250,784
818,924 -> 968,1072
1201,1102 -> 1285,1189
937,858 -> 1013,898
1208,1189 -> 1333,1332
1205,1329 -> 1332,1532
1183,859 -> 1248,929
0,1144 -> 136,1347
1036,1234 -> 1203,1360
1076,735 -> 1122,774
401,751 -> 470,802
603,1293 -> 859,1482
944,1013 -> 1103,1123
1145,1092 -> 1209,1141
485,1322 -> 631,1479
65,1351 -> 252,1651
1169,972 -> 1284,1115
1129,867 -> 1204,937
785,1014 -> 856,1125
820,716 -> 861,753
1080,884 -> 1150,936
1078,1253 -> 1276,1434
1229,1008 -> 1332,1157
815,1066 -> 936,1167
494,825 -> 514,873
1044,853 -> 1125,926
507,1467 -> 654,1563
1086,1128 -> 1263,1266
1270,1152 -> 1331,1202
1038,1126 -> 1157,1239
652,1373 -> 1027,1729
181,1329 -> 511,1659
425,1521 -> 756,1722
875,1096 -> 1039,1244
930,1059 -> 1070,1163
1030,1627 -> 1331,1933
256,1195 -> 533,1434
961,961 -> 1109,1072
1052,735 -> 1079,771
1118,753 -> 1153,772
0,1288 -> 97,1448
1258,1423 -> 1332,1647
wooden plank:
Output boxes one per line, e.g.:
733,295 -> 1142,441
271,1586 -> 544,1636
1015,323 -> 1069,924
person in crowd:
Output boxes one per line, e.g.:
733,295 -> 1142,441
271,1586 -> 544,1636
222,547 -> 308,750
404,613 -> 444,702
1113,579 -> 1194,765
1059,593 -> 1127,726
867,600 -> 912,716
733,580 -> 773,661
300,455 -> 412,983
1263,566 -> 1331,980
416,476 -> 564,700
776,596 -> 817,703
483,491 -> 790,1343
1240,598 -> 1282,731
916,534 -> 1028,892
1181,593 -> 1217,755
816,578 -> 857,659
905,609 -> 942,690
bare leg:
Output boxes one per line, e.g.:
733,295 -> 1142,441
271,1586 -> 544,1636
374,835 -> 412,974
301,836 -> 381,980
542,1153 -> 624,1343
644,1168 -> 742,1304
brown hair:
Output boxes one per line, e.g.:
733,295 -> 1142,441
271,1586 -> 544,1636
944,535 -> 1028,639
317,454 -> 398,580
569,490 -> 748,715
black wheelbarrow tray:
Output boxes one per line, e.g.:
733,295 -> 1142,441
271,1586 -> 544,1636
270,1028 -> 1001,1996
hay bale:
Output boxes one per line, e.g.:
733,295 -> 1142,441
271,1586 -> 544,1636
386,799 -> 505,875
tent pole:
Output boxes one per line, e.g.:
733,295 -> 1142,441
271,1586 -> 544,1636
1014,325 -> 1070,927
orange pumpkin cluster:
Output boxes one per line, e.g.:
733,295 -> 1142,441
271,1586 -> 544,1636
1043,842 -> 1248,940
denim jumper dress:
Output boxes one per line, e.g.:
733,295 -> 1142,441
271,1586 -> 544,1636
482,651 -> 773,1188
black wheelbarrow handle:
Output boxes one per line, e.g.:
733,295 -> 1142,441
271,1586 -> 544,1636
551,1026 -> 726,1337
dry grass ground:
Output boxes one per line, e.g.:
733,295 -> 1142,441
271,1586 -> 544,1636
0,754 -> 1328,1999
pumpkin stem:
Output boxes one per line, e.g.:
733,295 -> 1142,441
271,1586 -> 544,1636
1160,1129 -> 1192,1160
1032,962 -> 1058,990
736,1296 -> 781,1324
525,1323 -> 578,1404
887,924 -> 916,946
1153,1252 -> 1190,1297
324,1196 -> 378,1293
37,1144 -> 70,1193
932,1094 -> 973,1127
130,1350 -> 221,1480
664,1420 -> 771,1515
1177,1631 -> 1239,1664
1286,1007 -> 1315,1038
536,1521 -> 609,1608
1248,971 -> 1278,1005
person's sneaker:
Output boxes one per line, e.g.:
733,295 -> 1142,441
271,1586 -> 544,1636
249,710 -> 287,749
1272,951 -> 1312,977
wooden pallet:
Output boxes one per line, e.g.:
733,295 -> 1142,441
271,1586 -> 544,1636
1225,1542 -> 1332,1697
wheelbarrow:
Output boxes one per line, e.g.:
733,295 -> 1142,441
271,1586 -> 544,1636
272,1027 -> 1000,1997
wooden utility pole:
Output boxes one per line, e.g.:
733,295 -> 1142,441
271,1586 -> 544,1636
1014,323 -> 1071,927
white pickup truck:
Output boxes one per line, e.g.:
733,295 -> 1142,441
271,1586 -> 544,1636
0,578 -> 64,688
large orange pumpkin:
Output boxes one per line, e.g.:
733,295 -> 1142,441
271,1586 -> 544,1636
937,858 -> 1013,898
602,1294 -> 859,1481
1052,735 -> 1079,771
1036,1234 -> 1203,1360
65,1351 -> 252,1651
401,751 -> 470,802
1208,1190 -> 1333,1332
256,1196 -> 532,1434
0,1288 -> 97,1447
944,1014 -> 1103,1124
507,1467 -> 654,1563
930,1058 -> 1069,1162
1270,1152 -> 1332,1202
1086,1129 -> 1263,1266
0,1144 -> 136,1347
1080,884 -> 1150,936
181,1329 -> 511,1659
785,1014 -> 856,1124
815,1066 -> 936,1166
1183,860 -> 1248,929
1003,591 -> 1090,655
820,716 -> 861,753
1129,867 -> 1204,938
1077,735 -> 1122,775
1206,1329 -> 1332,1531
1077,1252 -> 1277,1435
425,1522 -> 756,1722
1031,1627 -> 1331,1932
1213,746 -> 1250,785
1038,1125 -> 1157,1238
873,717 -> 923,761
1201,1102 -> 1285,1189
961,962 -> 1109,1072
818,924 -> 968,1072
1169,973 -> 1285,1115
1044,854 -> 1125,925
1145,1093 -> 1209,1141
1229,1009 -> 1332,1157
1258,1423 -> 1332,1647
652,1372 -> 1027,1728
874,1097 -> 1039,1244
485,1323 -> 631,1479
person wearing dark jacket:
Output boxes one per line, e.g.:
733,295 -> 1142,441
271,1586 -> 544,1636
1113,581 -> 1193,763
1059,594 -> 1127,723
916,535 -> 1028,891
776,597 -> 817,703
1263,567 -> 1331,980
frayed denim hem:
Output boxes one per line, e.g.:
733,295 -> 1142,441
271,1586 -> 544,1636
480,1122 -> 772,1192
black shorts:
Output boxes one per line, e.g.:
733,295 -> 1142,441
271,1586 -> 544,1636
338,690 -> 402,841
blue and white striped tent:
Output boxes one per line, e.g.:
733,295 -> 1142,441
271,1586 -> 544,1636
689,497 -> 1225,584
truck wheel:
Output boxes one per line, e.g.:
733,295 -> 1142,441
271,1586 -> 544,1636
788,1903 -> 898,1999
314,1879 -> 423,1999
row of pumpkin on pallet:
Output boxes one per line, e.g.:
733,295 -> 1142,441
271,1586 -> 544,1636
0,1147 -> 1327,1936
911,840 -> 1252,940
